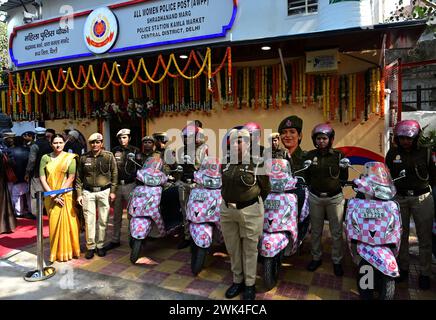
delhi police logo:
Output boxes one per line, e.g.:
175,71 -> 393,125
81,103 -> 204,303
84,7 -> 118,54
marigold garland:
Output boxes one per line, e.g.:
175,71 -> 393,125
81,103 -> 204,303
11,47 -> 231,96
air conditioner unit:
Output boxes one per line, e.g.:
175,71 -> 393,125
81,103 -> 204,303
305,49 -> 339,74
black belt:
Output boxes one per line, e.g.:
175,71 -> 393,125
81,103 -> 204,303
310,189 -> 342,198
398,186 -> 430,197
84,185 -> 111,192
119,179 -> 135,185
225,197 -> 259,210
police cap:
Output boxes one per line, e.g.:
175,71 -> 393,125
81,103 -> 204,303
153,132 -> 168,143
270,132 -> 280,139
116,128 -> 131,137
35,127 -> 47,135
230,128 -> 250,141
22,131 -> 35,137
88,132 -> 103,142
142,135 -> 155,143
278,115 -> 303,134
2,131 -> 16,138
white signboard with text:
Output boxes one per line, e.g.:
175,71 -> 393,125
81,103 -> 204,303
10,0 -> 237,69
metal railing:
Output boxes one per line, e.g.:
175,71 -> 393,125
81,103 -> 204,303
24,187 -> 74,282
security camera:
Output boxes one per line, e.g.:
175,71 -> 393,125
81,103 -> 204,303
32,0 -> 42,8
23,11 -> 38,23
23,11 -> 37,19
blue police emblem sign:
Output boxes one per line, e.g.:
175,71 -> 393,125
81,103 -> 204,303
84,7 -> 118,54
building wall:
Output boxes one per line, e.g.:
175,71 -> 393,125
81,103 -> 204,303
6,0 -> 406,63
148,102 -> 385,159
147,49 -> 384,157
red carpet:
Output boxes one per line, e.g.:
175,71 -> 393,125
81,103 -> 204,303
0,216 -> 49,258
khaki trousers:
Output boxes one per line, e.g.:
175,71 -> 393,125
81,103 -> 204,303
30,176 -> 44,215
220,198 -> 264,286
308,192 -> 345,264
396,192 -> 434,276
111,182 -> 136,243
83,188 -> 111,250
177,181 -> 193,240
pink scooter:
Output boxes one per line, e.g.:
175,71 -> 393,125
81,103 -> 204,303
127,157 -> 182,264
342,159 -> 405,300
186,157 -> 223,275
259,158 -> 311,291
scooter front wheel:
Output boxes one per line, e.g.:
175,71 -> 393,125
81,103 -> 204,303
191,243 -> 208,276
130,239 -> 143,264
357,259 -> 396,300
263,252 -> 283,291
377,274 -> 395,300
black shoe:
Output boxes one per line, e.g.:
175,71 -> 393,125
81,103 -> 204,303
225,283 -> 245,299
19,213 -> 36,220
96,248 -> 106,257
418,275 -> 431,290
85,249 -> 95,259
307,260 -> 322,272
395,270 -> 409,283
104,242 -> 120,251
177,239 -> 191,250
243,285 -> 256,300
333,263 -> 344,277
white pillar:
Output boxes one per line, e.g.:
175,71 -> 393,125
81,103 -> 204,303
383,88 -> 391,156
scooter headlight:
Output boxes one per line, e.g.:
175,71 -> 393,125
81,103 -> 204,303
144,174 -> 162,186
373,184 -> 395,200
270,178 -> 286,193
203,175 -> 222,189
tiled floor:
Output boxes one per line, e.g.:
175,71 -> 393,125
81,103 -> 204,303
37,214 -> 436,300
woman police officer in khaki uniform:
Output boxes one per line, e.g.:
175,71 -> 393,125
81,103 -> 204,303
220,128 -> 271,300
304,124 -> 348,276
386,120 -> 435,290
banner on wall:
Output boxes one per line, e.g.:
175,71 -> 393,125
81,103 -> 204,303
10,0 -> 237,69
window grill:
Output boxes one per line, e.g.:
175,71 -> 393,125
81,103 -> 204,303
288,0 -> 318,16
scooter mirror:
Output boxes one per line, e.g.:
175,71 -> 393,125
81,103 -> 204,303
339,158 -> 351,168
399,169 -> 406,178
294,160 -> 312,175
303,160 -> 312,168
127,152 -> 142,168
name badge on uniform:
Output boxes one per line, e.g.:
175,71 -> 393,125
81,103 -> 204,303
85,158 -> 92,166
115,151 -> 123,160
393,155 -> 402,164
312,157 -> 318,166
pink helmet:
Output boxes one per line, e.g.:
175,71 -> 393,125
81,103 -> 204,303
394,120 -> 421,138
243,122 -> 262,134
311,123 -> 335,147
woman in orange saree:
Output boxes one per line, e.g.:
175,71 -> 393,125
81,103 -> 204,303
40,134 -> 80,262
